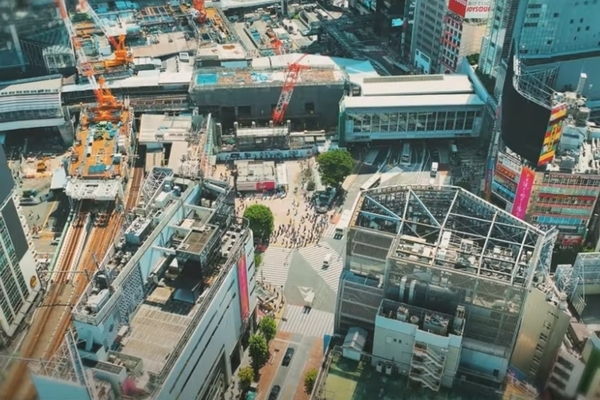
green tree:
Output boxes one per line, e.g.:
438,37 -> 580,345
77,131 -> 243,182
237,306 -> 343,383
254,253 -> 263,270
238,366 -> 255,388
244,204 -> 274,242
304,368 -> 318,393
248,333 -> 269,370
258,316 -> 277,343
316,150 -> 354,187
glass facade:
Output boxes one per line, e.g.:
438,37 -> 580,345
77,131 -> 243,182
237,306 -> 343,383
0,212 -> 28,326
343,109 -> 482,141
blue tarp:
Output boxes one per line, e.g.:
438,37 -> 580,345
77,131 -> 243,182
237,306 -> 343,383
196,74 -> 218,86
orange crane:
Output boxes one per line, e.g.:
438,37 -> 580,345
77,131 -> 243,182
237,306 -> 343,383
193,0 -> 207,23
79,0 -> 133,69
271,35 -> 285,55
272,54 -> 309,126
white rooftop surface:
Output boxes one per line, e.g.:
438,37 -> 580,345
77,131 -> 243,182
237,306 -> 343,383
0,75 -> 62,95
139,114 -> 192,144
120,302 -> 196,375
168,141 -> 189,170
251,53 -> 373,74
356,74 -> 475,97
62,56 -> 194,93
212,0 -> 278,10
343,94 -> 485,110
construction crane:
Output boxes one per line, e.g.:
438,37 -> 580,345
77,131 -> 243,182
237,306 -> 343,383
272,54 -> 310,126
192,0 -> 207,23
56,0 -> 118,110
78,0 -> 133,69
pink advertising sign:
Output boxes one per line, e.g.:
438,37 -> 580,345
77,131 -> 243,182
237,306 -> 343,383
511,167 -> 534,220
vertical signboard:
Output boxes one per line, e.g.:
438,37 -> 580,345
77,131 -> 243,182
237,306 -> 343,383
511,167 -> 534,220
538,103 -> 568,167
237,254 -> 250,321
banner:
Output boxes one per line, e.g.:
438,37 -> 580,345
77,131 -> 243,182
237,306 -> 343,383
448,0 -> 491,19
512,167 -> 534,219
538,103 -> 568,167
237,254 -> 250,321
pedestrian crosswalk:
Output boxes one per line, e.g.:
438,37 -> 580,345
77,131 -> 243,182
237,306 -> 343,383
297,243 -> 343,293
321,223 -> 337,239
259,247 -> 293,288
278,305 -> 334,338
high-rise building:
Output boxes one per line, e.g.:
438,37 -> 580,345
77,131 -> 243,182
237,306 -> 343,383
410,0 -> 491,74
479,0 -> 600,102
27,172 -> 256,400
0,145 -> 40,338
490,85 -> 600,247
335,185 -> 569,393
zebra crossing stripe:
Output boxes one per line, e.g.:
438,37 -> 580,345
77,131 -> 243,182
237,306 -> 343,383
298,244 -> 343,293
278,305 -> 334,337
259,247 -> 293,287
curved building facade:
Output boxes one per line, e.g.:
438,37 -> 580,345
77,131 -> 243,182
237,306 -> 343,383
501,54 -> 551,165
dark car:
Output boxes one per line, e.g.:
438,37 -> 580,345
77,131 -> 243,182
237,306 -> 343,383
268,385 -> 281,400
282,347 -> 295,367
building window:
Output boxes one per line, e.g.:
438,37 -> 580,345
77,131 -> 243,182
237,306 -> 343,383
386,336 -> 392,344
556,356 -> 574,371
553,367 -> 570,381
549,376 -> 566,390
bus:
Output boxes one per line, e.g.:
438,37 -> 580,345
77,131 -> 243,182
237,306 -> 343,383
400,143 -> 411,165
360,173 -> 382,191
335,209 -> 353,238
430,162 -> 438,178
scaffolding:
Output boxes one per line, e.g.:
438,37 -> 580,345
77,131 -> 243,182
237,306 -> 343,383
339,185 -> 557,349
512,56 -> 560,110
139,167 -> 174,211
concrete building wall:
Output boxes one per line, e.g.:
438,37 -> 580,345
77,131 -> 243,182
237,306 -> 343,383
510,288 -> 571,389
547,348 -> 585,399
190,84 -> 345,128
410,0 -> 445,73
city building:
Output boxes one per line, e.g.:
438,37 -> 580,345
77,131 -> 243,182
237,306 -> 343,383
552,253 -> 600,399
234,160 -> 287,192
410,0 -> 491,74
189,54 -> 347,130
480,0 -> 600,102
491,87 -> 600,247
338,74 -> 487,144
335,185 -> 570,393
28,173 -> 256,400
0,75 -> 74,144
0,144 -> 41,339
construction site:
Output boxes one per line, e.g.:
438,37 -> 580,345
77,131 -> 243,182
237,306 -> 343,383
190,53 -> 347,129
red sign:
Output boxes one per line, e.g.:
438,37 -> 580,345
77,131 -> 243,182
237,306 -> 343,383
512,167 -> 535,219
562,235 -> 582,247
449,0 -> 467,17
237,255 -> 250,321
495,164 -> 517,181
256,181 -> 275,191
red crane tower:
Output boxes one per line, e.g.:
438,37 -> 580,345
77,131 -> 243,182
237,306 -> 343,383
193,0 -> 207,23
272,54 -> 309,126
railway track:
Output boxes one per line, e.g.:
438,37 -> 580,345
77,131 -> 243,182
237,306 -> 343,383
2,208 -> 88,400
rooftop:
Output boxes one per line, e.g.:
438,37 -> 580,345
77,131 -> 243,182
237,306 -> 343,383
139,114 -> 193,145
0,75 -> 62,95
68,106 -> 132,179
319,348 -> 489,400
72,178 -> 247,387
349,186 -> 552,289
354,74 -> 475,97
342,94 -> 485,110
235,160 -> 277,182
196,43 -> 248,60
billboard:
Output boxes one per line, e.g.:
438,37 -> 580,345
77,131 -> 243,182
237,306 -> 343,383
562,235 -> 583,247
237,254 -> 250,321
511,167 -> 535,220
449,0 -> 491,19
538,103 -> 568,167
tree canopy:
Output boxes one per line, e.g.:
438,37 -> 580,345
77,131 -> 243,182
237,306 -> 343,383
258,316 -> 277,343
316,149 -> 354,187
248,333 -> 269,371
304,368 -> 318,393
244,204 -> 275,241
238,366 -> 255,388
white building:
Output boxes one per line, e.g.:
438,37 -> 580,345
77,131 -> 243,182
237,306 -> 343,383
29,174 -> 257,400
339,74 -> 486,144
